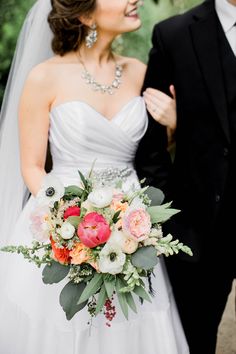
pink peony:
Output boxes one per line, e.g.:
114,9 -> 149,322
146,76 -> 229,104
77,212 -> 111,248
64,206 -> 81,220
122,208 -> 151,242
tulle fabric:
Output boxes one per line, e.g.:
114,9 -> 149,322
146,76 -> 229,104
0,99 -> 189,353
0,0 -> 53,247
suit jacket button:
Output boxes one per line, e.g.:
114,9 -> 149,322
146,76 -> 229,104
223,148 -> 229,156
215,194 -> 220,202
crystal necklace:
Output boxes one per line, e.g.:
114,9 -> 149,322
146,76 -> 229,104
76,53 -> 123,95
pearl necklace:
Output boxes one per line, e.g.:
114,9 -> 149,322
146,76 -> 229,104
76,53 -> 123,95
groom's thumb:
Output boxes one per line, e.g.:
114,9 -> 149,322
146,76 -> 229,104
169,85 -> 176,100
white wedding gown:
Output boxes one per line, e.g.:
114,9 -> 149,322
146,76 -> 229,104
0,96 -> 189,354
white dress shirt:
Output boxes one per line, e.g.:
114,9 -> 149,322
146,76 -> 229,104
215,0 -> 236,55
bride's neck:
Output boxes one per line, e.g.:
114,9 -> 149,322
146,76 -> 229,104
77,35 -> 116,67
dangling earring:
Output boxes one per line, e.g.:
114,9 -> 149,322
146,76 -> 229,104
85,23 -> 97,48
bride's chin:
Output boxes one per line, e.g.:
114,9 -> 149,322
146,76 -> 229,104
124,19 -> 142,32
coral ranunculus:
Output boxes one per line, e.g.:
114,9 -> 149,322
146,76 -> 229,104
64,206 -> 81,219
78,212 -> 111,248
50,237 -> 71,264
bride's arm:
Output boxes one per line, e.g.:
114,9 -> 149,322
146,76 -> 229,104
18,64 -> 54,197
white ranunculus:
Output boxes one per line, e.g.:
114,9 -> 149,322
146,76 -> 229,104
98,242 -> 126,275
88,187 -> 113,208
36,175 -> 65,207
81,200 -> 94,213
59,221 -> 75,240
108,230 -> 126,246
108,230 -> 138,254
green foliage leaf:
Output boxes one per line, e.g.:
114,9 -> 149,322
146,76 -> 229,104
78,170 -> 88,189
112,210 -> 121,224
64,185 -> 83,197
125,292 -> 137,313
42,260 -> 69,284
104,276 -> 116,299
77,273 -> 103,305
95,284 -> 107,315
147,203 -> 180,224
67,216 -> 81,228
133,285 -> 152,303
59,281 -> 87,320
116,277 -> 129,320
131,246 -> 158,270
145,186 -> 165,206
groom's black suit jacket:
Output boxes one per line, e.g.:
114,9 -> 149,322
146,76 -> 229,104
135,0 -> 236,262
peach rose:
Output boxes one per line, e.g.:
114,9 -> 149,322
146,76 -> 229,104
111,195 -> 129,228
70,242 -> 91,264
70,242 -> 99,270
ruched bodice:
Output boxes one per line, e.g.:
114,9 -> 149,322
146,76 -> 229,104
49,97 -> 147,184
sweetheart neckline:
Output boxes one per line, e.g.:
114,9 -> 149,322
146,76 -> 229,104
49,96 -> 143,122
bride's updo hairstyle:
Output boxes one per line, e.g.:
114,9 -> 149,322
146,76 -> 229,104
48,0 -> 96,55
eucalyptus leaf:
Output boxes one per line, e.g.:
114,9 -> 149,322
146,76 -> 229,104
67,216 -> 81,228
116,277 -> 129,320
125,292 -> 137,313
95,284 -> 107,315
42,260 -> 70,284
59,281 -> 87,320
145,186 -> 165,206
131,246 -> 158,270
133,285 -> 152,303
147,204 -> 180,224
104,277 -> 116,299
77,273 -> 103,304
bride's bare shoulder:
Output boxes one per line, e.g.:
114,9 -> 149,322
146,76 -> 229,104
22,54 -> 75,104
116,55 -> 147,89
26,55 -> 67,85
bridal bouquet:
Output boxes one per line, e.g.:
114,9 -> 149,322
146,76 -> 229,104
1,170 -> 192,324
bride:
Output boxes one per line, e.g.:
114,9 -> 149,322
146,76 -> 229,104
0,0 -> 189,353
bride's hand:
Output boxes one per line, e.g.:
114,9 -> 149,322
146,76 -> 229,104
143,85 -> 176,131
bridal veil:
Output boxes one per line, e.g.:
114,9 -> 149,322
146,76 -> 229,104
0,0 -> 53,245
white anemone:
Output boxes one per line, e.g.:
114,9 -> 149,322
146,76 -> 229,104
36,175 -> 65,207
98,242 -> 126,275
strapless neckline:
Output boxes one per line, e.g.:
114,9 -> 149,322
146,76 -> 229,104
49,96 -> 143,122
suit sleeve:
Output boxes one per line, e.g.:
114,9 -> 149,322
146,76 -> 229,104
135,25 -> 173,197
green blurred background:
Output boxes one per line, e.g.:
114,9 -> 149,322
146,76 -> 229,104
0,0 -> 201,106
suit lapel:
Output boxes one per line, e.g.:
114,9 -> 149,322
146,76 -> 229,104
189,1 -> 230,143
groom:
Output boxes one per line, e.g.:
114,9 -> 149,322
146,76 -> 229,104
136,0 -> 236,353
